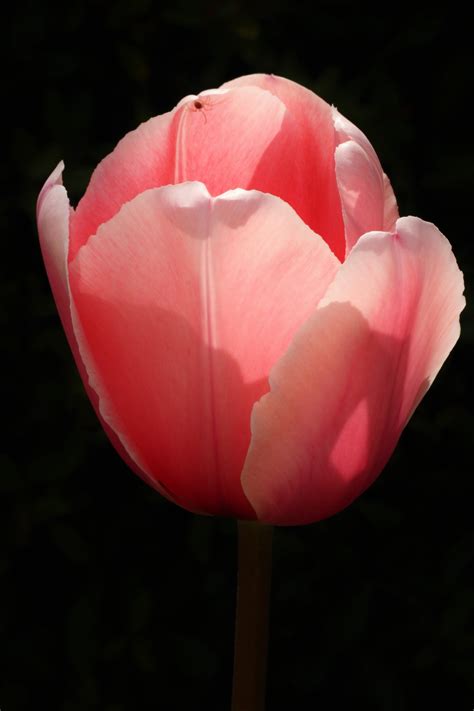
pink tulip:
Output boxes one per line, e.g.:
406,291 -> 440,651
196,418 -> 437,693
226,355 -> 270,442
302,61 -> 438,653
37,74 -> 464,525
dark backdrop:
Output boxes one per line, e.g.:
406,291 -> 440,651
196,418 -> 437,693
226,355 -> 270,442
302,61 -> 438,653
2,3 -> 473,709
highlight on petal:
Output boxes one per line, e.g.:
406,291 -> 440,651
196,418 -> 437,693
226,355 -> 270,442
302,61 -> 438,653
37,162 -> 74,336
37,164 -> 170,501
69,183 -> 340,518
241,216 -> 465,525
333,108 -> 399,254
37,160 -> 65,220
222,74 -> 346,260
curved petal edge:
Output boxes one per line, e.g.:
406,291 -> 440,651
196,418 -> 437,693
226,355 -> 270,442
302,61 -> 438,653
69,182 -> 340,517
37,164 -> 174,503
333,107 -> 399,254
241,215 -> 464,525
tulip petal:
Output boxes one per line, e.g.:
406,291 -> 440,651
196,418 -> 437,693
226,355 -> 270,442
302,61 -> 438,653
242,216 -> 465,525
222,74 -> 346,260
37,164 -> 172,500
69,183 -> 340,517
70,109 -> 179,260
171,87 -> 287,191
37,162 -> 72,330
70,87 -> 289,261
333,109 -> 399,253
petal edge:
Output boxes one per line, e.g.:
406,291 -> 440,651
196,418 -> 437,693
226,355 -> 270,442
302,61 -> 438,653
242,217 -> 464,525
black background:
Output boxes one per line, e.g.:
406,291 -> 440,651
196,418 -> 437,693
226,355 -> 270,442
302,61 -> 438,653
2,2 -> 473,709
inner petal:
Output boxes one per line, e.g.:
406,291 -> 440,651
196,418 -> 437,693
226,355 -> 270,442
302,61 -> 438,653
69,86 -> 286,261
222,74 -> 347,260
71,79 -> 347,264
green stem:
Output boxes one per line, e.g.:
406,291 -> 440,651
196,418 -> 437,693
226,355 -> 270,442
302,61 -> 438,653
231,520 -> 273,711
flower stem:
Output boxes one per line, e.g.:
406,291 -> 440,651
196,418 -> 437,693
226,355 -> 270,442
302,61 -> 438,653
231,520 -> 273,711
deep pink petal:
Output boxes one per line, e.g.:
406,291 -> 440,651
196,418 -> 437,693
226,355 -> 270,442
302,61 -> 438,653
37,164 -> 170,500
241,217 -> 465,525
333,109 -> 399,253
69,183 -> 340,517
70,109 -> 179,260
222,74 -> 346,260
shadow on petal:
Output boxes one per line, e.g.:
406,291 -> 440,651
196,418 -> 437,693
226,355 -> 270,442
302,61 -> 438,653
74,290 -> 268,519
242,301 -> 428,525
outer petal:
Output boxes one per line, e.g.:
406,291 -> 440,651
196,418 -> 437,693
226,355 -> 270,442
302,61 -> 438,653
333,109 -> 399,253
241,217 -> 465,525
37,164 -> 173,501
222,74 -> 346,260
37,162 -> 72,327
69,183 -> 340,518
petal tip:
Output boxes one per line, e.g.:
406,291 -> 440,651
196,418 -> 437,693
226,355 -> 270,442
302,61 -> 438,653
37,160 -> 66,218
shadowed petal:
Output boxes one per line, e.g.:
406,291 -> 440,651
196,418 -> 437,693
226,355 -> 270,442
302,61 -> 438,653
222,74 -> 346,260
69,183 -> 340,517
242,216 -> 465,525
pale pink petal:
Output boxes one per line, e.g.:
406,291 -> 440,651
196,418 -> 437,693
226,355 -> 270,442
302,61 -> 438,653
383,174 -> 399,231
37,163 -> 76,342
37,164 -> 170,500
222,74 -> 346,260
37,160 -> 66,220
69,183 -> 340,518
332,110 -> 380,167
242,217 -> 464,525
333,108 -> 399,253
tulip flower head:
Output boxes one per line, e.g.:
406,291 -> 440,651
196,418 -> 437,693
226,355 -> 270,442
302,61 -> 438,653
37,74 -> 464,525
